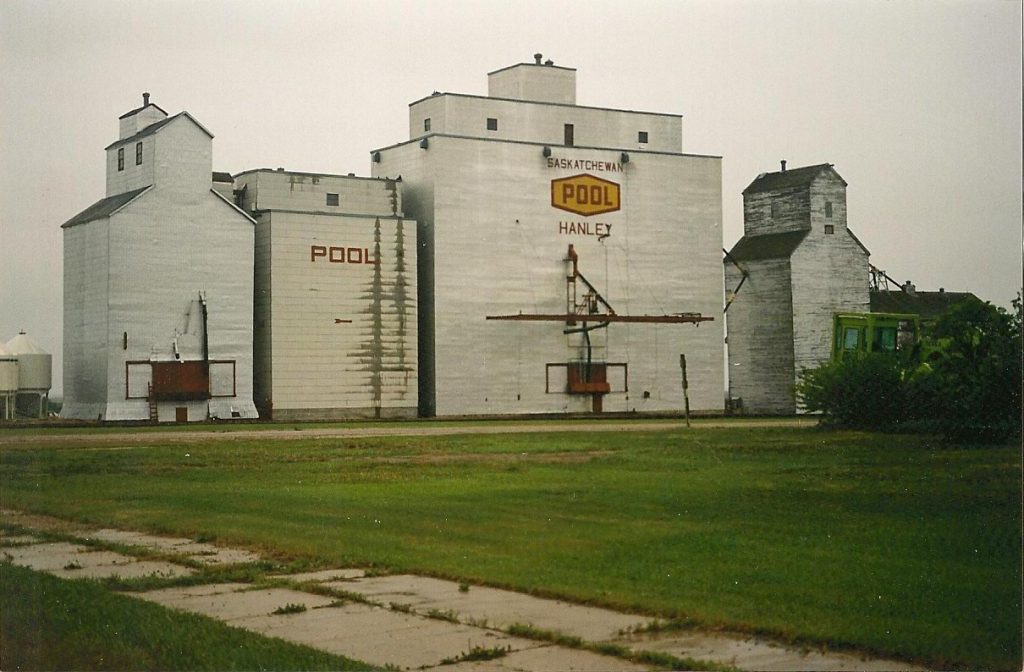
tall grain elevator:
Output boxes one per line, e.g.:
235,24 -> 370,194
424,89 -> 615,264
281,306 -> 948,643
235,169 -> 417,420
61,95 -> 258,422
372,55 -> 725,417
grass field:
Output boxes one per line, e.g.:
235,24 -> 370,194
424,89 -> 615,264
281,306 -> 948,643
1,424 -> 1020,669
0,563 -> 366,670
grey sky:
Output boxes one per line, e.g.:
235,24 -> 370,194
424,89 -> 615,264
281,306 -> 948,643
2,0 -> 1021,396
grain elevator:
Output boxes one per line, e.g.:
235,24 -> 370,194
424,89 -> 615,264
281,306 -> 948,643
372,55 -> 725,417
235,169 -> 417,420
60,95 -> 258,422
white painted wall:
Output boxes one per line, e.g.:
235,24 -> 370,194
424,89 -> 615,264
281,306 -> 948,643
375,135 -> 724,417
488,63 -> 577,104
409,95 -> 681,152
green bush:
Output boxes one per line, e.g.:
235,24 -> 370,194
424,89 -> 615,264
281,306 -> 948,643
797,352 -> 906,429
799,295 -> 1022,442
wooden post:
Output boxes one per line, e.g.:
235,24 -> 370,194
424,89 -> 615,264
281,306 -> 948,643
679,354 -> 691,428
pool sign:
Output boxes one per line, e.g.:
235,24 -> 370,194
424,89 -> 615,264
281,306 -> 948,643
551,173 -> 620,217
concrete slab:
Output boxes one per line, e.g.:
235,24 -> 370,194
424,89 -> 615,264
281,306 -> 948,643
236,602 -> 539,670
272,568 -> 367,582
86,528 -> 261,565
3,541 -> 194,580
327,575 -> 651,642
3,542 -> 103,571
133,583 -> 252,605
428,644 -> 652,671
53,560 -> 194,580
619,632 -> 926,671
135,585 -> 336,621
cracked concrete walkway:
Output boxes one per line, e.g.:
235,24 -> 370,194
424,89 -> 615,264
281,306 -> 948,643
0,511 -> 924,671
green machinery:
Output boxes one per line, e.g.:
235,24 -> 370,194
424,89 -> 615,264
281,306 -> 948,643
832,312 -> 921,361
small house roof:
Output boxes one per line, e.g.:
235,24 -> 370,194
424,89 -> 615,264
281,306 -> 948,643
743,163 -> 846,195
212,171 -> 234,183
118,101 -> 169,120
869,289 -> 977,321
61,186 -> 150,229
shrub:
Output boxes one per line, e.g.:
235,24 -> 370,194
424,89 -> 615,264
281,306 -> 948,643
797,352 -> 906,429
799,294 -> 1022,442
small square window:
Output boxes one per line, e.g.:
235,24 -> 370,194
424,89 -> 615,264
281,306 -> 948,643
825,201 -> 833,218
638,131 -> 648,144
486,117 -> 498,131
117,147 -> 124,171
824,224 -> 835,235
424,118 -> 431,132
326,193 -> 339,206
135,142 -> 143,165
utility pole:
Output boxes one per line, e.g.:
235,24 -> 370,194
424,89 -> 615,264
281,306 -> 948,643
679,354 -> 691,428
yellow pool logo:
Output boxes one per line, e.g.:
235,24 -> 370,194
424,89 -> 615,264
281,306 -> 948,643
551,173 -> 620,217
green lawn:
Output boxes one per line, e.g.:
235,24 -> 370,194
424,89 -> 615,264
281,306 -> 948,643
1,425 -> 1019,669
0,563 -> 367,670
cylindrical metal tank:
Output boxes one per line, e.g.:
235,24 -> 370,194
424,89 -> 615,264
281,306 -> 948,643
0,343 -> 17,421
0,343 -> 17,393
4,332 -> 51,393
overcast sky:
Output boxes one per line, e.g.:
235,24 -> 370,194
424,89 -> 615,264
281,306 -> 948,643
2,0 -> 1021,396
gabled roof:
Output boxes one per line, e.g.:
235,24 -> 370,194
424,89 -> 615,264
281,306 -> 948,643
743,163 -> 846,195
870,289 -> 977,321
726,230 -> 809,262
118,101 -> 169,120
61,186 -> 151,229
105,112 -> 214,150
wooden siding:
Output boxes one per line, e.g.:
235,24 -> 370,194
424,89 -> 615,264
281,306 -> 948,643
725,258 -> 796,414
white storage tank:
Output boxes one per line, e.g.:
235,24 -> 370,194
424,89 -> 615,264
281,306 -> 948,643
5,331 -> 51,418
0,343 -> 17,421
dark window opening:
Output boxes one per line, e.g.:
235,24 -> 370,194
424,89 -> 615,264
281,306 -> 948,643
326,193 -> 339,206
770,200 -> 780,218
135,142 -> 143,165
638,131 -> 648,144
423,118 -> 431,132
824,224 -> 835,234
564,123 -> 574,146
117,147 -> 124,171
486,117 -> 498,131
825,201 -> 833,218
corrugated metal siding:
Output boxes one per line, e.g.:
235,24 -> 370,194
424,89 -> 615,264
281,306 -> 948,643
263,210 -> 417,418
409,95 -> 683,152
376,136 -> 724,417
60,220 -> 110,420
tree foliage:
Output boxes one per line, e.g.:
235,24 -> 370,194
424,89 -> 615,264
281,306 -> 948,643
798,294 -> 1022,441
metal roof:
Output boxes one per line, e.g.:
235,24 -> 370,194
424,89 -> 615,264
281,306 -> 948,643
742,163 -> 845,195
118,102 -> 169,120
61,186 -> 150,229
726,230 -> 809,261
870,289 -> 978,321
104,112 -> 214,150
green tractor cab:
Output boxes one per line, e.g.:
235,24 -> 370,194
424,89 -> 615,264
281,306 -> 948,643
832,312 -> 921,361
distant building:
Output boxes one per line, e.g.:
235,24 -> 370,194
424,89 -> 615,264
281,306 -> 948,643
234,169 -> 417,420
870,283 -> 978,324
61,94 -> 258,422
372,55 -> 725,417
725,163 -> 870,414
